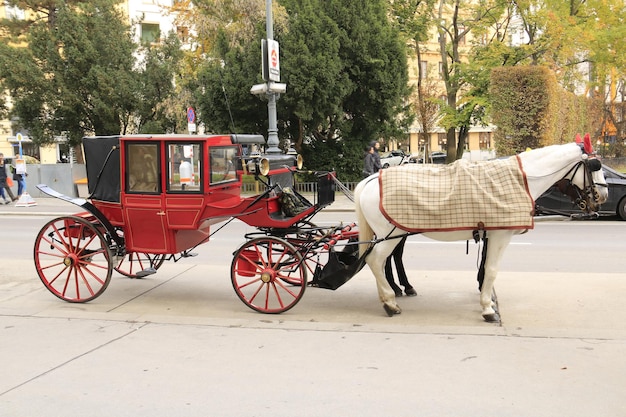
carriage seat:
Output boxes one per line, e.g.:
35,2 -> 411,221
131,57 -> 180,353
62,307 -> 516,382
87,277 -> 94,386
278,187 -> 311,217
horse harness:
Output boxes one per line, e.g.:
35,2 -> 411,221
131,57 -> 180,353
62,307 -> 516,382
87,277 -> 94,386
552,157 -> 604,213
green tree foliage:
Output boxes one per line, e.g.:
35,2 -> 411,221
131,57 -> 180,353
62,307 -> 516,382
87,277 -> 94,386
0,0 -> 183,147
0,0 -> 137,146
490,66 -> 559,154
195,0 -> 410,181
432,0 -> 509,162
135,33 -> 185,134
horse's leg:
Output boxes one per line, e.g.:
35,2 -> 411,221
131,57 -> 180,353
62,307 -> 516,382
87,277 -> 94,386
479,231 -> 513,322
392,236 -> 416,296
368,239 -> 402,316
385,256 -> 403,297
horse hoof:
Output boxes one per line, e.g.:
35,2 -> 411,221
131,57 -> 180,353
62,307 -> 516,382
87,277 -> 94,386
482,312 -> 501,323
404,287 -> 417,296
394,291 -> 403,297
383,304 -> 401,317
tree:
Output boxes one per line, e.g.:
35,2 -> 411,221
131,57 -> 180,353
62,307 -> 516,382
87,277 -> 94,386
0,0 -> 139,147
193,0 -> 411,181
389,0 -> 437,157
280,0 -> 411,180
507,0 -> 626,143
432,0 -> 509,162
135,33 -> 185,134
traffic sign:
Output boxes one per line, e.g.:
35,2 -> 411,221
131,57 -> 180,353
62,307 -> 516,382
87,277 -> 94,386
267,39 -> 280,82
187,107 -> 196,123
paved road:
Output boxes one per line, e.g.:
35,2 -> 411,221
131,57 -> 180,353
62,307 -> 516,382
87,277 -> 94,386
0,197 -> 625,416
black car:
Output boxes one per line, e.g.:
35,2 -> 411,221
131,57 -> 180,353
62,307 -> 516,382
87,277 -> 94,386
535,165 -> 626,220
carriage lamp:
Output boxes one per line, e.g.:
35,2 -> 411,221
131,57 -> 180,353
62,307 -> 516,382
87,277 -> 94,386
296,154 -> 303,170
259,158 -> 271,176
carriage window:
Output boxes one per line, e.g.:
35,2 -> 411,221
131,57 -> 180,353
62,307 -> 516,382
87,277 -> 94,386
167,143 -> 202,192
127,143 -> 160,193
210,146 -> 238,185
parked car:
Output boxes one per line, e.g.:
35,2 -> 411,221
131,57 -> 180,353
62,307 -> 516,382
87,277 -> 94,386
380,149 -> 410,168
535,165 -> 626,220
410,151 -> 447,164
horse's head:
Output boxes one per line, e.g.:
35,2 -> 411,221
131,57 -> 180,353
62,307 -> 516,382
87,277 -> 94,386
565,145 -> 608,213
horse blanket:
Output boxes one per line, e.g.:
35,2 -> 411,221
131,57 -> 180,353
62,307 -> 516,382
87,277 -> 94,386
379,156 -> 534,232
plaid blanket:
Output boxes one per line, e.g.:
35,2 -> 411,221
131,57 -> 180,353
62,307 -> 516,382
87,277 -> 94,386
379,156 -> 534,232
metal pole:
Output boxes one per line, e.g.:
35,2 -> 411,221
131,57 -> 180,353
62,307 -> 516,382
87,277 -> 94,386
265,0 -> 280,154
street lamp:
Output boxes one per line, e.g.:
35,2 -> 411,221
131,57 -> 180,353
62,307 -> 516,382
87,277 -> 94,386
250,0 -> 286,154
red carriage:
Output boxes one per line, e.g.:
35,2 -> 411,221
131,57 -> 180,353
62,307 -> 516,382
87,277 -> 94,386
34,134 -> 359,313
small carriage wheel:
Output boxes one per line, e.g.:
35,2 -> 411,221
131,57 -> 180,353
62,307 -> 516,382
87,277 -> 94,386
33,216 -> 113,303
115,252 -> 166,278
231,236 -> 307,314
283,221 -> 328,286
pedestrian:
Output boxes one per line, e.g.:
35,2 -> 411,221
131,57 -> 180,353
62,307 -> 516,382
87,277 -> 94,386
11,159 -> 27,198
369,140 -> 383,172
0,153 -> 15,204
362,145 -> 376,178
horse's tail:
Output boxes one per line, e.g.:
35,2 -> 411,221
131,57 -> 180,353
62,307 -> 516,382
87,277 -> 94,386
354,178 -> 374,259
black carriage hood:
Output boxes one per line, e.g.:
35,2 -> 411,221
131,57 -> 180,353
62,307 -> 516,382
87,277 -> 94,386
82,136 -> 121,202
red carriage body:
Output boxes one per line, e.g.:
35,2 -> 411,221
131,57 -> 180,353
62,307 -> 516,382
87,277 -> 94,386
34,133 -> 356,313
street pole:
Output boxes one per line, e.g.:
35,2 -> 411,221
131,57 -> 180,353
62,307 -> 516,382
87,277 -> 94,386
265,0 -> 280,154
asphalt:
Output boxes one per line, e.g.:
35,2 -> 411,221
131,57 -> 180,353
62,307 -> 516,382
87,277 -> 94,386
0,193 -> 625,416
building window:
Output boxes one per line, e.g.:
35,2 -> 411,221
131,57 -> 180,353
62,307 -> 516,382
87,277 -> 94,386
438,133 -> 447,150
438,62 -> 444,79
141,23 -> 160,44
419,61 -> 428,79
479,132 -> 491,150
176,26 -> 189,43
458,25 -> 466,45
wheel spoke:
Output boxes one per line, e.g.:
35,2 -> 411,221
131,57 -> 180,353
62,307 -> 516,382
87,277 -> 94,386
231,236 -> 306,314
34,216 -> 112,303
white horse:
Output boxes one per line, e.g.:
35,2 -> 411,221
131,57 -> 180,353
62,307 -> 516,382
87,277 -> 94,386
355,143 -> 608,321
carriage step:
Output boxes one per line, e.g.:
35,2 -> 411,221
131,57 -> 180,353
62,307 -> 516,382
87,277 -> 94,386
135,268 -> 157,278
182,252 -> 198,258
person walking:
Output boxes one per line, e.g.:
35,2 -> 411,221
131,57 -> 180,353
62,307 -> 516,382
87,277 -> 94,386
12,159 -> 27,198
362,145 -> 376,178
369,140 -> 383,172
0,153 -> 15,204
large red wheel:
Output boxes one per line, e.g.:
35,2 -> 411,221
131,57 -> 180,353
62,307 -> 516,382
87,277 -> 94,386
115,252 -> 165,278
231,236 -> 306,314
34,216 -> 113,302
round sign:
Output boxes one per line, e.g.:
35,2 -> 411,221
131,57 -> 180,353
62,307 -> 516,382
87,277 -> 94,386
271,49 -> 278,68
187,107 -> 196,123
16,133 -> 23,141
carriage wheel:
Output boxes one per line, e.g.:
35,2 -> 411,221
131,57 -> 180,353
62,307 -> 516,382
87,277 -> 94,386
284,221 -> 328,286
115,252 -> 165,278
231,236 -> 306,314
34,216 -> 113,303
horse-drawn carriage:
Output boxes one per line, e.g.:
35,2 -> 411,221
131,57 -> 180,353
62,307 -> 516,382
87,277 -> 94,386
34,134 -> 359,313
34,133 -> 609,321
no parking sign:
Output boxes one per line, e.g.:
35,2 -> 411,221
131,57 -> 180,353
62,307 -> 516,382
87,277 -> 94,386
187,107 -> 196,133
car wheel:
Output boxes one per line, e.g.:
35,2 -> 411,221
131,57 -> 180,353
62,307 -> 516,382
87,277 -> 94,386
618,198 -> 626,220
383,163 -> 389,168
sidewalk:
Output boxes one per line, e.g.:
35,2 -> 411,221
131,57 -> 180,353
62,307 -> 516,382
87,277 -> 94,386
0,192 -> 355,216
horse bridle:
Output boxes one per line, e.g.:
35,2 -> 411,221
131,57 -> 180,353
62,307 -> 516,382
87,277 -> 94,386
556,157 -> 605,213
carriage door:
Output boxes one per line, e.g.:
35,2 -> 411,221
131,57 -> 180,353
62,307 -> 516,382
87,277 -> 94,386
123,142 -> 169,252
